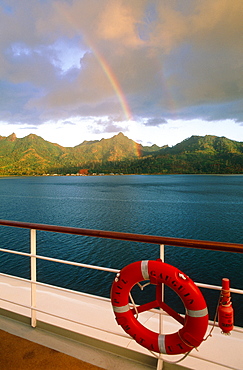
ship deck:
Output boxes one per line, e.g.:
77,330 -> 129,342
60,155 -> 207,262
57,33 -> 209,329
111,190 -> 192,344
0,327 -> 104,370
0,312 -> 160,370
1,277 -> 242,370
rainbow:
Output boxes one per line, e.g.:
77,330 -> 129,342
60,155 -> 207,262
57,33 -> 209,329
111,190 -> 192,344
54,4 -> 133,122
86,40 -> 133,122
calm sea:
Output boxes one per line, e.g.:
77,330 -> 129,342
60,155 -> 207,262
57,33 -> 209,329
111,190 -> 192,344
0,175 -> 242,325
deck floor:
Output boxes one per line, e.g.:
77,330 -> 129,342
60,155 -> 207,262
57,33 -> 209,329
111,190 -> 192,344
0,329 -> 104,370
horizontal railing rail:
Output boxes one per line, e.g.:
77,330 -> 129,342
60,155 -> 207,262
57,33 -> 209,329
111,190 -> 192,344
1,219 -> 243,253
0,247 -> 119,273
0,247 -> 242,296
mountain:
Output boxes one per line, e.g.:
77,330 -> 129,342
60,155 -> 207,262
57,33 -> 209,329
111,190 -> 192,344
164,135 -> 243,155
0,133 -> 242,175
127,135 -> 243,174
73,132 -> 142,162
0,132 -> 162,175
0,133 -> 67,175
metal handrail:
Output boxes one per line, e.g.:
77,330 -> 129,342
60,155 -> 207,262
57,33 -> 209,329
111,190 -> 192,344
1,219 -> 243,253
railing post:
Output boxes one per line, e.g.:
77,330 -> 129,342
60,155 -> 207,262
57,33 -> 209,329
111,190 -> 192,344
30,229 -> 37,327
157,244 -> 164,370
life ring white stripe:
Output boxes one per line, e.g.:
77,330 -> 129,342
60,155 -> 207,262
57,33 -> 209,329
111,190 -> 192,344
112,304 -> 130,313
158,334 -> 167,354
187,308 -> 208,317
141,260 -> 149,280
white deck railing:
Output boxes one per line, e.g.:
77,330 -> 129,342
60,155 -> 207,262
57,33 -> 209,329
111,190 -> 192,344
0,220 -> 243,326
0,220 -> 243,370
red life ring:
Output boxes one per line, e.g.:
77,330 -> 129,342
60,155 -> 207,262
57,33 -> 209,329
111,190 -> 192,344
111,259 -> 208,355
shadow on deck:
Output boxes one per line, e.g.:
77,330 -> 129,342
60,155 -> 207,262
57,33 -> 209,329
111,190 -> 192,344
0,329 -> 104,370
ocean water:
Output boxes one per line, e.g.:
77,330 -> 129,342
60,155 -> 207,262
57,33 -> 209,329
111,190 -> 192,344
0,174 -> 242,325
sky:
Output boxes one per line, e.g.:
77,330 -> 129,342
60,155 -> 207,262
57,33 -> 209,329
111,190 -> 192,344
0,0 -> 242,148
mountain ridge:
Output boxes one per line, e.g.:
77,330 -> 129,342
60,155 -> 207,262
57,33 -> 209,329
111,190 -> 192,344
0,132 -> 242,175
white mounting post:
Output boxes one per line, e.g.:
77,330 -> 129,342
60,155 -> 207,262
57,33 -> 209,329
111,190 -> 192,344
157,244 -> 165,370
30,228 -> 37,327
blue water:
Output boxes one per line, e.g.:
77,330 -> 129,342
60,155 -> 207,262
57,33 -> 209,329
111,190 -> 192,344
0,175 -> 242,325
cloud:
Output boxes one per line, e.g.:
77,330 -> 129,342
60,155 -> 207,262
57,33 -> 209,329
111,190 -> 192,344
0,0 -> 242,132
96,0 -> 146,47
19,126 -> 38,130
62,120 -> 77,126
90,117 -> 128,134
144,117 -> 168,126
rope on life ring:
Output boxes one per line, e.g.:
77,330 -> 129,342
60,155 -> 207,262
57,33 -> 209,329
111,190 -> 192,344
110,259 -> 208,355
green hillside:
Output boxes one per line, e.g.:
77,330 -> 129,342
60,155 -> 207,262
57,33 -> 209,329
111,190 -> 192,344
0,133 -> 66,175
165,135 -> 243,155
0,132 -> 242,175
0,132 -> 154,175
73,132 -> 142,161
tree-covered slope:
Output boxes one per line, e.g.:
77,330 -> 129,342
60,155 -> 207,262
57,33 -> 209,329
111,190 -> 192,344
0,132 -> 242,175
